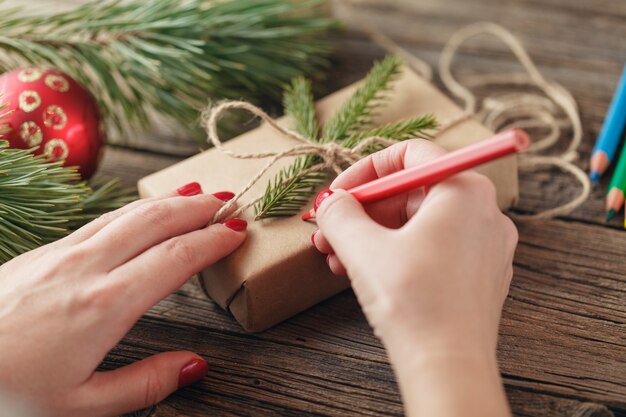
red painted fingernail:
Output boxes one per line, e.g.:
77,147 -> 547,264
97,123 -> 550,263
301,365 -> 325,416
314,189 -> 334,211
311,230 -> 318,246
178,358 -> 208,388
223,218 -> 247,232
212,191 -> 235,202
177,182 -> 202,197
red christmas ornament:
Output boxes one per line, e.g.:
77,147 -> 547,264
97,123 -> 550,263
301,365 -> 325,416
0,67 -> 105,178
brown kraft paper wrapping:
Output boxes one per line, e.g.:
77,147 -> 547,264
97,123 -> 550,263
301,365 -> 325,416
138,66 -> 519,332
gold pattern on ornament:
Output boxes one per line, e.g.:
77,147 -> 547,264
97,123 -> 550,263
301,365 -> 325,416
44,74 -> 70,92
17,68 -> 43,83
18,90 -> 41,113
43,105 -> 68,130
19,121 -> 43,146
44,139 -> 69,161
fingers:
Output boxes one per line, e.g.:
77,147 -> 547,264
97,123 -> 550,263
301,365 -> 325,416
85,192 -> 232,271
78,352 -> 207,417
59,194 -> 171,247
311,231 -> 347,275
332,140 -> 447,227
326,254 -> 347,276
405,172 -> 498,231
57,181 -> 203,248
110,219 -> 247,318
315,189 -> 385,276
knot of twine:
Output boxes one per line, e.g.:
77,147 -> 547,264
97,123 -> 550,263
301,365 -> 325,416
201,101 -> 396,223
358,17 -> 591,220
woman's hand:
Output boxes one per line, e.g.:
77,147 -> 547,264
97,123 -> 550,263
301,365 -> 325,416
312,139 -> 518,417
0,183 -> 247,417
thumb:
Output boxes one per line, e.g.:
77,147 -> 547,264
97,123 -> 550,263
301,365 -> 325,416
316,189 -> 385,269
79,351 -> 207,416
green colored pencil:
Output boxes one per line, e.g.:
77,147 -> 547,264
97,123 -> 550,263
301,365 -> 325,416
605,132 -> 626,223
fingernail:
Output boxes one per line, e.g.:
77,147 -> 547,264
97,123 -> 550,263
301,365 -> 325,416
212,191 -> 235,202
177,182 -> 202,197
326,254 -> 331,266
223,218 -> 247,232
178,358 -> 208,388
311,230 -> 318,246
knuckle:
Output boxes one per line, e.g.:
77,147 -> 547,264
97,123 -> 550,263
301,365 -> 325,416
134,201 -> 173,227
467,173 -> 497,198
165,237 -> 197,265
502,216 -> 519,247
317,191 -> 351,220
70,283 -> 116,312
316,195 -> 338,219
406,138 -> 446,155
96,209 -> 120,224
143,371 -> 164,408
55,245 -> 90,270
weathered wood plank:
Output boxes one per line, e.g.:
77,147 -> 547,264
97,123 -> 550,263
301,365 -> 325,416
97,146 -> 184,188
103,218 -> 625,417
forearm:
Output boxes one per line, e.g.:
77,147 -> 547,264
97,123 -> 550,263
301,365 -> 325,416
382,331 -> 511,417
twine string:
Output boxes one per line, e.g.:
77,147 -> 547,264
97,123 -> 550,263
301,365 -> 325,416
437,22 -> 590,219
201,101 -> 396,222
355,12 -> 590,219
204,21 -> 590,223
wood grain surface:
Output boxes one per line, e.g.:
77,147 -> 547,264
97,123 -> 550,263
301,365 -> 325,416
91,0 -> 626,416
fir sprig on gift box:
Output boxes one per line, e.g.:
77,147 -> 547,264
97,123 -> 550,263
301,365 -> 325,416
254,56 -> 437,220
0,0 -> 336,136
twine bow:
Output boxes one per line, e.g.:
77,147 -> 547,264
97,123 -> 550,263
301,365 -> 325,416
201,101 -> 397,223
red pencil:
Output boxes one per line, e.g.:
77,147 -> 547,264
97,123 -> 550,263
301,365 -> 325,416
302,128 -> 530,220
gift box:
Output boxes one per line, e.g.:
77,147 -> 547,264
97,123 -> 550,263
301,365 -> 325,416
138,66 -> 519,332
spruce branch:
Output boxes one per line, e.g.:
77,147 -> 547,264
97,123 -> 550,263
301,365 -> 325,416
255,76 -> 325,219
322,55 -> 402,142
283,76 -> 319,141
343,114 -> 438,150
253,157 -> 327,220
0,101 -> 134,263
253,57 -> 437,220
0,0 -> 336,138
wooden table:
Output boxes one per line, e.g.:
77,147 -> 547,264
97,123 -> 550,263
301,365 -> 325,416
95,1 -> 626,416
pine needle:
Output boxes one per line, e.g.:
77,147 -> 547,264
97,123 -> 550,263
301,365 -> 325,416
283,76 -> 319,141
253,157 -> 327,220
0,0 -> 337,138
343,115 -> 438,150
253,57 -> 438,220
0,99 -> 134,264
321,56 -> 402,142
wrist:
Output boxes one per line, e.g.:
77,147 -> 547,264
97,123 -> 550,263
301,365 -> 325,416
374,311 -> 499,367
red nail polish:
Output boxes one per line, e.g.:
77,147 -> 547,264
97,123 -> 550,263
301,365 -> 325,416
311,230 -> 318,246
178,358 -> 208,388
177,182 -> 202,197
212,191 -> 235,202
223,218 -> 247,232
314,189 -> 334,211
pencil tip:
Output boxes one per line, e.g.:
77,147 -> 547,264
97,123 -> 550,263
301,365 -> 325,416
589,170 -> 600,184
607,209 -> 616,222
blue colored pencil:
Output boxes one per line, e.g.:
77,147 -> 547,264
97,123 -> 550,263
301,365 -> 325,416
589,63 -> 626,183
